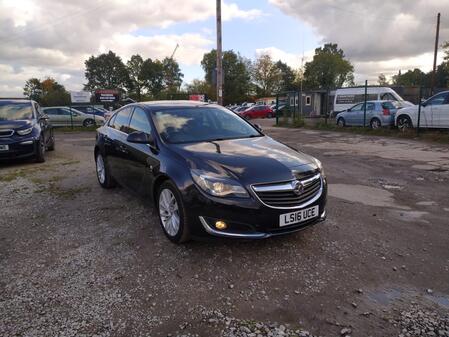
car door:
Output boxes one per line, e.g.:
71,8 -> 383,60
44,108 -> 60,126
430,92 -> 449,128
122,106 -> 159,197
346,103 -> 363,125
34,103 -> 50,144
106,107 -> 133,186
360,102 -> 375,126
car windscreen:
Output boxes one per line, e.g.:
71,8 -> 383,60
150,106 -> 261,144
0,102 -> 33,121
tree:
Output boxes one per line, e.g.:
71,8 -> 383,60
23,77 -> 70,106
275,61 -> 297,92
392,68 -> 427,86
126,54 -> 145,100
378,73 -> 389,86
185,79 -> 213,97
162,57 -> 183,93
252,54 -> 282,96
23,78 -> 42,101
201,49 -> 252,104
140,58 -> 165,97
303,43 -> 354,89
84,51 -> 130,91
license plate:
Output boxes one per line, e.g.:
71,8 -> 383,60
280,205 -> 319,227
0,144 -> 9,151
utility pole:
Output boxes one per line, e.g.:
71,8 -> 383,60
216,0 -> 223,105
430,12 -> 441,95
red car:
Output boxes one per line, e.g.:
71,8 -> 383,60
239,105 -> 274,119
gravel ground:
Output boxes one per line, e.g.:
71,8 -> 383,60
0,124 -> 448,337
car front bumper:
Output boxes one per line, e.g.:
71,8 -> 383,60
0,136 -> 38,160
183,178 -> 328,240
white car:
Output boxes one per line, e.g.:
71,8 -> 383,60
395,91 -> 449,130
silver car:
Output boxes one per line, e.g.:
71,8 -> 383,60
336,100 -> 397,129
42,106 -> 105,127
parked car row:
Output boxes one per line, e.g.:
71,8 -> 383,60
336,90 -> 449,130
42,106 -> 105,127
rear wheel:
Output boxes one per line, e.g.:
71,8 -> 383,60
337,118 -> 346,127
370,118 -> 381,129
83,119 -> 95,127
397,115 -> 412,132
157,181 -> 190,244
95,153 -> 115,188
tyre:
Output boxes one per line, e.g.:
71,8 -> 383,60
95,152 -> 115,188
83,119 -> 95,127
337,118 -> 346,127
370,118 -> 381,129
35,137 -> 45,163
47,132 -> 55,151
397,115 -> 412,132
157,181 -> 190,244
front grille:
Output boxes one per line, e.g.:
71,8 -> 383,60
252,172 -> 322,208
0,129 -> 14,137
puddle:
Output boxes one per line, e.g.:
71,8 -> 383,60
328,184 -> 410,209
367,288 -> 449,309
383,184 -> 403,190
416,201 -> 437,206
389,210 -> 429,222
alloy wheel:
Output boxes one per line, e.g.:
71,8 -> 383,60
159,189 -> 180,237
96,154 -> 106,184
371,119 -> 381,129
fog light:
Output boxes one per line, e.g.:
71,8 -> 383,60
215,221 -> 227,230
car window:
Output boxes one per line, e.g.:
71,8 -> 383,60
58,108 -> 72,116
381,93 -> 397,101
151,106 -> 261,144
350,103 -> 363,111
128,107 -> 152,134
366,103 -> 375,111
382,102 -> 396,110
427,92 -> 449,106
44,108 -> 58,115
112,107 -> 132,133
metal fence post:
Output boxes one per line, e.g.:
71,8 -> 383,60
275,94 -> 279,126
417,86 -> 422,136
363,80 -> 367,128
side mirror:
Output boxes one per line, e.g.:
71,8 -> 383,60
420,98 -> 427,107
127,131 -> 155,146
39,114 -> 49,121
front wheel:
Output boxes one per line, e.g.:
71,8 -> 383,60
95,153 -> 115,188
35,137 -> 45,163
397,115 -> 412,132
157,181 -> 190,244
337,118 -> 346,127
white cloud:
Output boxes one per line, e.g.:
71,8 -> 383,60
0,0 -> 261,96
255,47 -> 315,69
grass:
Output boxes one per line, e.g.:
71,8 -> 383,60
274,118 -> 449,144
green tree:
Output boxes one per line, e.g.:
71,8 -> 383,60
201,49 -> 252,104
84,51 -> 130,91
275,61 -> 297,92
378,73 -> 389,86
252,54 -> 282,96
185,79 -> 213,97
303,43 -> 354,89
140,58 -> 165,97
23,78 -> 42,101
162,57 -> 183,93
126,54 -> 145,100
392,68 -> 427,86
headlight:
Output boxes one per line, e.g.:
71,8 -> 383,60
314,158 -> 325,177
191,169 -> 249,198
17,127 -> 33,136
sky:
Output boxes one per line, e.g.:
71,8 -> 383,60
0,0 -> 447,97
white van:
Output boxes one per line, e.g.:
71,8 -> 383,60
333,87 -> 413,114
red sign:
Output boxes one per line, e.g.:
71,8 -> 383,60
189,94 -> 205,102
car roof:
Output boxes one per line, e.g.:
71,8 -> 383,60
139,100 -> 210,107
0,99 -> 33,104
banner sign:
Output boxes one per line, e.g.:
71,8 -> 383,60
95,89 -> 120,103
70,91 -> 91,103
189,94 -> 206,102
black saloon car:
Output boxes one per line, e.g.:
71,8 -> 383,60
94,101 -> 327,243
0,99 -> 54,162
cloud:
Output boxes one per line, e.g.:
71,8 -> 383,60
269,0 -> 448,61
255,47 -> 315,69
0,0 -> 261,96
